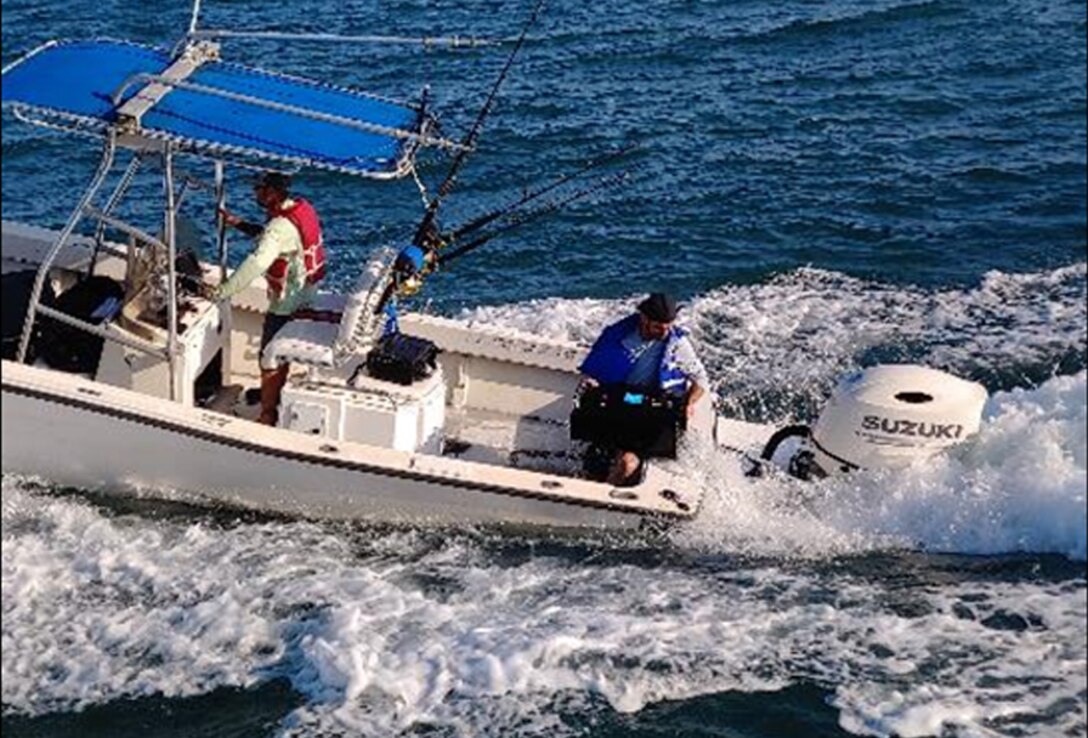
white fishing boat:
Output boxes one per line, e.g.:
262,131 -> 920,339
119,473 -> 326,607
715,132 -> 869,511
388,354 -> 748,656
2,212 -> 724,530
0,10 -> 990,533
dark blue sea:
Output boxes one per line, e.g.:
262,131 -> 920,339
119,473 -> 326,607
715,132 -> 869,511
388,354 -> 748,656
2,1 -> 1086,736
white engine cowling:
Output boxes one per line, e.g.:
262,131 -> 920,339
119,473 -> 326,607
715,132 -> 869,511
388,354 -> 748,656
809,364 -> 987,474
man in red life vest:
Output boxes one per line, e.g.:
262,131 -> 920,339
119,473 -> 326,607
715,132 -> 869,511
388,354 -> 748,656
213,171 -> 326,425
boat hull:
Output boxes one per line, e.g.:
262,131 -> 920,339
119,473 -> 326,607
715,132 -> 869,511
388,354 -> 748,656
1,369 -> 659,532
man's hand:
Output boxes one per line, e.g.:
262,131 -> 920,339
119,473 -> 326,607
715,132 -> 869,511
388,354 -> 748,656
219,208 -> 263,239
685,383 -> 706,420
196,282 -> 219,301
218,207 -> 242,229
686,399 -> 698,419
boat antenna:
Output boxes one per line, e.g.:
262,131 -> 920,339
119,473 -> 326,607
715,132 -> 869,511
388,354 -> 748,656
179,1 -> 499,52
412,0 -> 546,249
187,30 -> 498,48
188,0 -> 203,36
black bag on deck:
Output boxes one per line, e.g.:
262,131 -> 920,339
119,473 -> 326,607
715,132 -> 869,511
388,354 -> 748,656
570,384 -> 685,459
365,333 -> 439,385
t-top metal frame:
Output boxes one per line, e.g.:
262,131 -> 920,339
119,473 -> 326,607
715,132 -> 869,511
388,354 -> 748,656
14,135 -> 194,400
5,0 -> 495,400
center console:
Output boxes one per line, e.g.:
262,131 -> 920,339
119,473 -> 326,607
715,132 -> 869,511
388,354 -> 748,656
96,284 -> 230,406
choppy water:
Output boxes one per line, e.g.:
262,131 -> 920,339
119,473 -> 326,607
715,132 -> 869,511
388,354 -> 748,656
2,0 -> 1085,736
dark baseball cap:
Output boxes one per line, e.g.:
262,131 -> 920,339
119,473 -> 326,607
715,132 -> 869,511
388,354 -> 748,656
253,171 -> 292,192
637,292 -> 679,322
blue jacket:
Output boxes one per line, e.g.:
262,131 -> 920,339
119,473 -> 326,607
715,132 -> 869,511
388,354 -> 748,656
580,314 -> 691,396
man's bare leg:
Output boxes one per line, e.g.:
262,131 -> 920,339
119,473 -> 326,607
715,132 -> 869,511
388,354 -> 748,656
606,450 -> 641,487
258,364 -> 290,426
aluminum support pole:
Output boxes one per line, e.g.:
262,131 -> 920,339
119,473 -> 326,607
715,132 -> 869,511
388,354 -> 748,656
164,145 -> 180,402
17,133 -> 117,363
89,153 -> 143,278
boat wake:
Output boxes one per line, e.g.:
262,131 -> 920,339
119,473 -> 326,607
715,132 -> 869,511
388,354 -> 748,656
673,370 -> 1087,560
2,263 -> 1085,738
464,262 -> 1087,560
2,465 -> 1084,738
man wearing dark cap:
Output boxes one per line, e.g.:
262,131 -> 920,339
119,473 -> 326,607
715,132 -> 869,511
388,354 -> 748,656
579,292 -> 709,485
212,171 -> 327,424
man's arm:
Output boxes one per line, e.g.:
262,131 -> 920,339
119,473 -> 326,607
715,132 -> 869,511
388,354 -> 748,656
220,208 -> 264,239
578,333 -> 609,385
675,336 -> 710,418
213,220 -> 290,301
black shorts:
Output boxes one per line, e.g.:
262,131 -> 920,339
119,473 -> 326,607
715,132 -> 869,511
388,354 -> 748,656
259,313 -> 292,368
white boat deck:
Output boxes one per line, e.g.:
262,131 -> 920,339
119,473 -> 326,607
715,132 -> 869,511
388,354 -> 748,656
441,405 -> 583,476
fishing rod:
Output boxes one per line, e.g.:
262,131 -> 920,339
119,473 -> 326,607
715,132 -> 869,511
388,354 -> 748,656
412,0 -> 546,248
441,143 -> 640,244
439,169 -> 633,266
370,168 -> 631,319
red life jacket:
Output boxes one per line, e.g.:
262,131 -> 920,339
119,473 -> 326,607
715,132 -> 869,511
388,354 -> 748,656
265,197 -> 326,301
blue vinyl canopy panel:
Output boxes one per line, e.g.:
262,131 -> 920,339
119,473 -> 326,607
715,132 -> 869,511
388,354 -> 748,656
1,40 -> 426,177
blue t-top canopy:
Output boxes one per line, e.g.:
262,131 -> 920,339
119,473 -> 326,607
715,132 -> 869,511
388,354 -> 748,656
1,40 -> 429,178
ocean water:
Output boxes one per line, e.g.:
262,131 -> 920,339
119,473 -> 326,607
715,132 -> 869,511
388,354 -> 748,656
1,1 -> 1085,737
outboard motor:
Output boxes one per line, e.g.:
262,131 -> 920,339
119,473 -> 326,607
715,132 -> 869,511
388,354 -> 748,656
761,365 -> 988,479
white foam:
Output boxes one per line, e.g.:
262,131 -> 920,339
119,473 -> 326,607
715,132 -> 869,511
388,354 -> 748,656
6,478 -> 1079,738
0,479 -> 317,712
672,372 -> 1088,560
2,263 -> 1085,737
830,580 -> 1088,738
826,372 -> 1088,560
3,483 -> 1083,737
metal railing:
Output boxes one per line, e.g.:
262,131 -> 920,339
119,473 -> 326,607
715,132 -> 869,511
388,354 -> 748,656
18,137 -> 184,403
108,72 -> 468,152
17,132 -> 118,363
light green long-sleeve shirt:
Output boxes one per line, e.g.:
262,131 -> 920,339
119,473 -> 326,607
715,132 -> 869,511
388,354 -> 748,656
214,201 -> 317,316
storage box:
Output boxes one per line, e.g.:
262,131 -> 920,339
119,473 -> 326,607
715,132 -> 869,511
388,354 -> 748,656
280,369 -> 445,453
